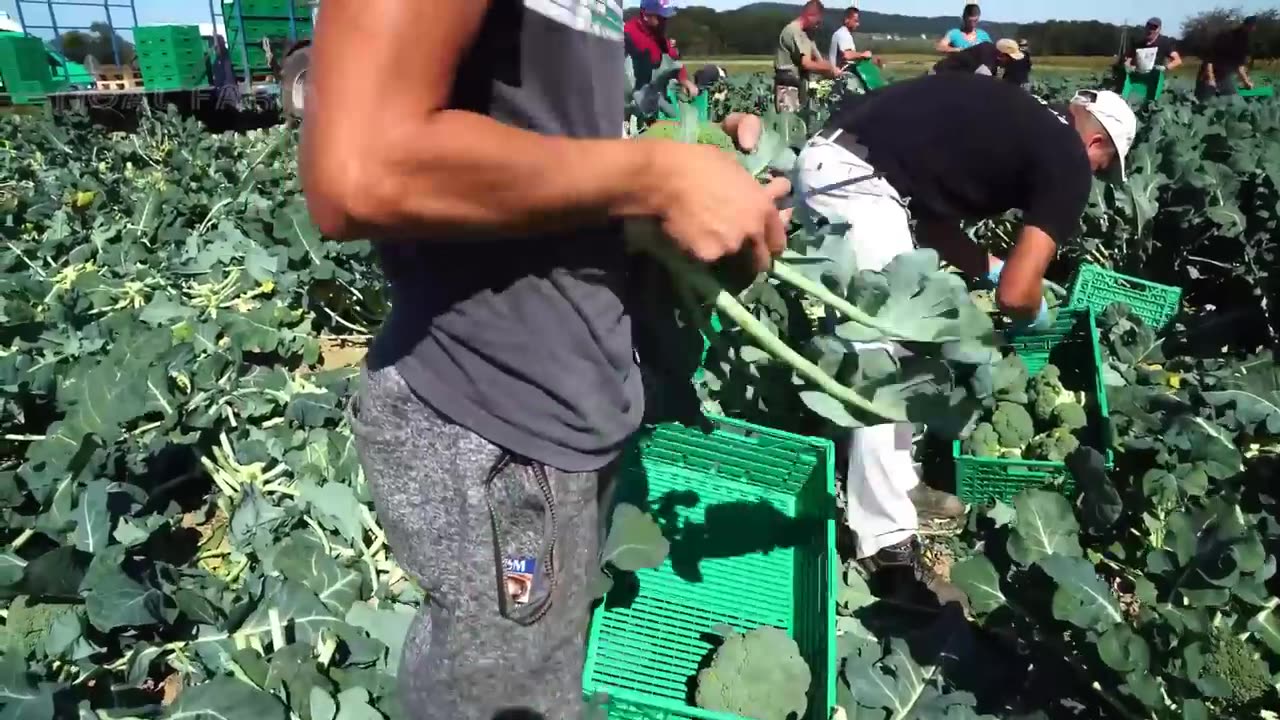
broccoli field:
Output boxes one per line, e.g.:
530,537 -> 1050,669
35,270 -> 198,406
0,68 -> 1279,720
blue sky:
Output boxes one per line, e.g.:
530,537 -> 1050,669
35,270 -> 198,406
1,1 -> 1270,40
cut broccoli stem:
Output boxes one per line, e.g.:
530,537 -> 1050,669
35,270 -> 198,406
769,260 -> 897,339
634,233 -> 902,423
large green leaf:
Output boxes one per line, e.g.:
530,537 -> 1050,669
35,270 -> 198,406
1037,555 -> 1125,633
948,556 -> 1006,615
163,676 -> 287,720
600,503 -> 670,572
1006,490 -> 1082,566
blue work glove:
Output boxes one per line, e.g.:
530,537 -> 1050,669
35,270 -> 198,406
988,260 -> 1053,333
1009,297 -> 1053,334
986,259 -> 1004,287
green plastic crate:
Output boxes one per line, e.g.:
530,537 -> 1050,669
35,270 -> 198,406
133,24 -> 203,48
583,416 -> 837,720
1121,69 -> 1165,102
0,35 -> 55,85
142,68 -> 210,91
852,58 -> 885,91
952,309 -> 1112,505
1068,263 -> 1182,331
224,0 -> 312,18
658,86 -> 710,123
3,78 -> 54,104
1239,86 -> 1275,98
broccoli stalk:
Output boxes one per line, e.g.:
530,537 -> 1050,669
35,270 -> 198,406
629,228 -> 928,423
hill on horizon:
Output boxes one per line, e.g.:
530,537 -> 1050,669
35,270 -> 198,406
735,2 -> 1020,38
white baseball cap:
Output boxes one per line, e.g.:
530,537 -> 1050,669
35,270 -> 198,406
1071,89 -> 1137,181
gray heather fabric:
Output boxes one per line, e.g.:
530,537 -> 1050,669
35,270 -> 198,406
352,364 -> 613,720
369,1 -> 643,474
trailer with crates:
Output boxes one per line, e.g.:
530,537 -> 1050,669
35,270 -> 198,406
0,0 -> 315,123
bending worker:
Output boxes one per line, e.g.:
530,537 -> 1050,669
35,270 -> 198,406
794,74 -> 1136,604
302,1 -> 790,718
930,38 -> 1024,77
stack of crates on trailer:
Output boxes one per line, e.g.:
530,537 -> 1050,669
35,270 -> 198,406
0,34 -> 60,104
223,0 -> 313,76
134,25 -> 209,91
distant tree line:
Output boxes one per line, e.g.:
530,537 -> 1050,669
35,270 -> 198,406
633,4 -> 1278,60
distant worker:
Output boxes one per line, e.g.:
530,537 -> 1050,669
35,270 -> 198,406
1196,15 -> 1258,100
1123,17 -> 1182,76
936,4 -> 991,53
1003,39 -> 1033,89
930,38 -> 1023,77
829,7 -> 875,71
625,0 -> 699,98
793,74 -> 1136,606
774,0 -> 842,113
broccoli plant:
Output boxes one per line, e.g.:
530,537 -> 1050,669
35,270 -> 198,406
695,625 -> 812,720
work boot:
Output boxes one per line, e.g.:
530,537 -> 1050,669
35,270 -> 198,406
908,483 -> 967,521
860,537 -> 970,610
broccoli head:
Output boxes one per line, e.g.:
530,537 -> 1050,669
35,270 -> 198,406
1025,427 -> 1081,462
1053,402 -> 1088,431
1029,364 -> 1087,429
695,626 -> 811,720
992,402 -> 1035,450
639,120 -> 737,153
962,422 -> 1002,458
992,354 -> 1031,404
1202,632 -> 1271,709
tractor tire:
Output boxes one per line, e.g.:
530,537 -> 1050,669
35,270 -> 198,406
280,45 -> 311,122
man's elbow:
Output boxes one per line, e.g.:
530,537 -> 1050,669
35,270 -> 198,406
301,151 -> 391,240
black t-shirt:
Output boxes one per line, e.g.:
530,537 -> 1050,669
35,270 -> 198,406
1004,54 -> 1032,85
1209,28 -> 1251,71
932,42 -> 1000,76
1125,35 -> 1177,69
825,73 -> 1093,246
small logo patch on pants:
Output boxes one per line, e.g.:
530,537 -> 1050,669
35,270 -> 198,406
503,556 -> 538,606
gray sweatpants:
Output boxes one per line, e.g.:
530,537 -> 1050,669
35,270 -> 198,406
351,365 -> 611,720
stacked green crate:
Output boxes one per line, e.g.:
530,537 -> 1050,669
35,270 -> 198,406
223,0 -> 313,75
0,34 -> 60,104
134,25 -> 209,90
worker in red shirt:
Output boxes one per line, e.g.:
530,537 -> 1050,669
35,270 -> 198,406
625,0 -> 699,98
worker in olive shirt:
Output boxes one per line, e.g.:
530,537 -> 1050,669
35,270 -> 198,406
930,38 -> 1023,77
774,0 -> 842,112
1197,15 -> 1259,99
301,1 -> 790,718
794,74 -> 1136,605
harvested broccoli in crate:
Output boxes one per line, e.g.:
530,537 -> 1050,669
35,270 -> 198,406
695,625 -> 812,720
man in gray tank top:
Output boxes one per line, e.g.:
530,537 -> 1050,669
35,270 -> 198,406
301,1 -> 790,717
